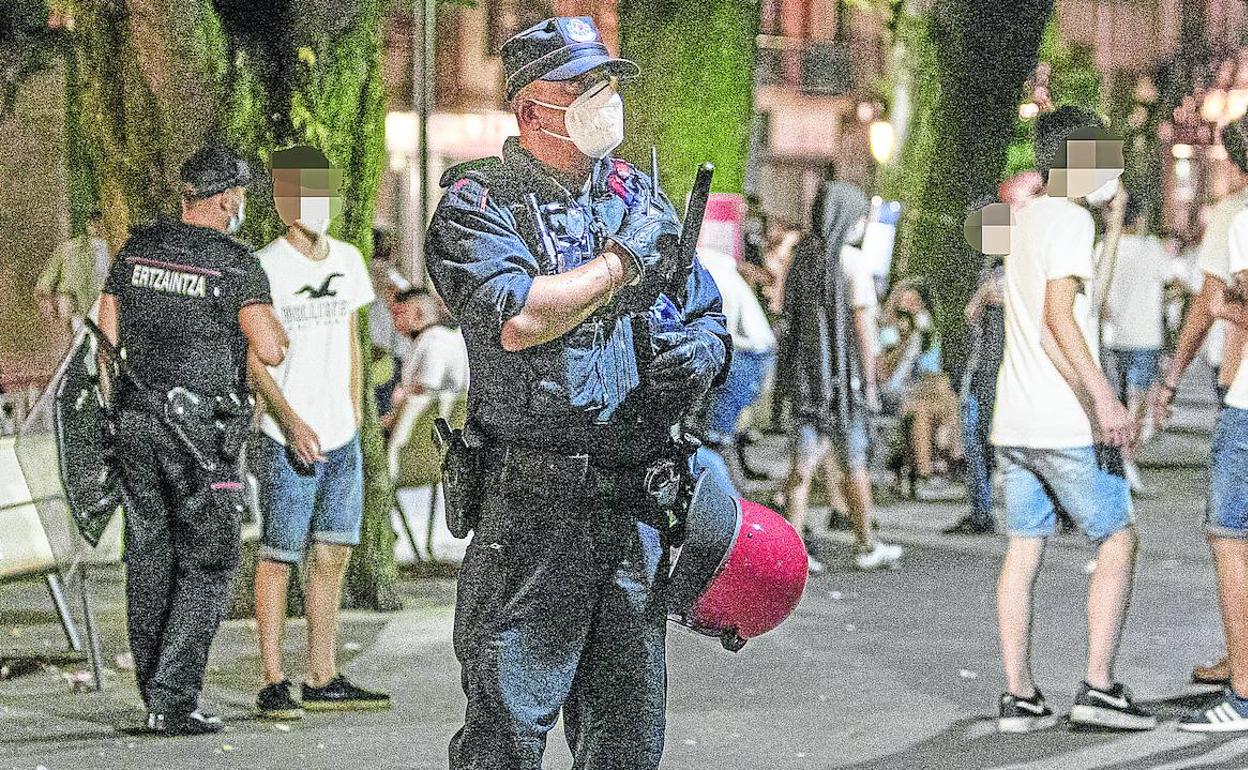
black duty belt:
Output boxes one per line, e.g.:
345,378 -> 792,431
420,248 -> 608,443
490,443 -> 685,515
116,385 -> 249,473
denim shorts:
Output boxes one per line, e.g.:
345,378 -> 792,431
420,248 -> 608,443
252,432 -> 365,563
997,445 -> 1133,544
793,416 -> 870,472
1209,407 -> 1248,539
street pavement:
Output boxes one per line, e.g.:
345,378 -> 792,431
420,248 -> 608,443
0,371 -> 1241,770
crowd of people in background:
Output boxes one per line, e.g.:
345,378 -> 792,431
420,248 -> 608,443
20,132 -> 1247,584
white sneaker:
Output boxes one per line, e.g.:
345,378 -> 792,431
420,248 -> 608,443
854,541 -> 903,571
807,555 -> 826,575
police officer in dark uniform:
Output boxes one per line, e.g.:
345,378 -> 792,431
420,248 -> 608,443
96,144 -> 287,736
425,16 -> 731,770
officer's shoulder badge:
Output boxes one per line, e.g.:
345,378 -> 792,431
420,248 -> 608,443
605,158 -> 647,208
440,157 -> 505,212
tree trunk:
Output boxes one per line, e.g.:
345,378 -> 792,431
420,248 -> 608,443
890,0 -> 1052,377
63,0 -> 398,612
617,0 -> 759,202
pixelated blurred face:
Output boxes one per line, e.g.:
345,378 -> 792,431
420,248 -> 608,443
274,166 -> 345,233
1048,127 -> 1124,200
964,203 -> 1014,256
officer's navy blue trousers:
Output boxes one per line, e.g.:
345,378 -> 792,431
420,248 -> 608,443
115,410 -> 242,715
450,465 -> 668,770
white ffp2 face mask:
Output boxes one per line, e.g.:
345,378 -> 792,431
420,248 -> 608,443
299,196 -> 332,235
1083,176 -> 1120,207
532,83 -> 625,159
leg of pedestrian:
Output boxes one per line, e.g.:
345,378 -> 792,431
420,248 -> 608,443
782,426 -> 827,574
304,542 -> 353,688
1213,538 -> 1248,696
997,536 -> 1045,700
1085,527 -> 1138,692
1180,541 -> 1248,731
832,414 -> 901,571
1181,404 -> 1248,732
254,557 -> 304,719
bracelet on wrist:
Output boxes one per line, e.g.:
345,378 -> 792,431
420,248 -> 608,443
602,255 -> 620,303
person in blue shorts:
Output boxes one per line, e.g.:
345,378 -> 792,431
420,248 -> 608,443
991,108 -> 1155,734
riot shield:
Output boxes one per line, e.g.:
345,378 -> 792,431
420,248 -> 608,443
14,327 -> 120,576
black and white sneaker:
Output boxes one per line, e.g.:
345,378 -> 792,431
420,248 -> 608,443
302,675 -> 391,711
998,689 -> 1059,733
146,709 -> 224,736
1070,682 -> 1157,730
1178,692 -> 1248,732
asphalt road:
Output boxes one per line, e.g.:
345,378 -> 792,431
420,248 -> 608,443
0,376 -> 1238,770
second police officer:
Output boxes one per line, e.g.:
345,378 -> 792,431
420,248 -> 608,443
425,16 -> 731,770
96,144 -> 288,736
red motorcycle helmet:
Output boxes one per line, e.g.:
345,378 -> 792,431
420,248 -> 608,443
667,469 -> 808,651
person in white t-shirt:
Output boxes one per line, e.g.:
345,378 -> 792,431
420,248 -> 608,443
1101,196 -> 1173,493
1154,127 -> 1248,689
385,288 -> 470,424
696,246 -> 777,488
1176,118 -> 1248,732
991,108 -> 1155,734
247,146 -> 389,720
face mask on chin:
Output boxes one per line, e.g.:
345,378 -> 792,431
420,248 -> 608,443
226,196 -> 245,235
1083,176 -> 1120,207
532,82 -> 625,159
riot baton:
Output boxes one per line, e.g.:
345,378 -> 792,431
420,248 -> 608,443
668,162 -> 714,304
81,318 -> 217,472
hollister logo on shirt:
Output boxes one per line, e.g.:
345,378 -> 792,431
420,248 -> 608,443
296,273 -> 343,299
130,261 -> 207,298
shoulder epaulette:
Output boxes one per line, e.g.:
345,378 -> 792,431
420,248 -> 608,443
439,157 -> 504,188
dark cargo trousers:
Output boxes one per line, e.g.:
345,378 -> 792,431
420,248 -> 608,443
115,410 -> 243,716
449,466 -> 669,770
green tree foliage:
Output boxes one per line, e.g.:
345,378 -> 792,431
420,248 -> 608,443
617,0 -> 759,202
0,0 -> 65,115
59,0 -> 398,611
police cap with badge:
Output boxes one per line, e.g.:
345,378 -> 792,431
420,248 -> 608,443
180,143 -> 252,201
501,16 -> 639,100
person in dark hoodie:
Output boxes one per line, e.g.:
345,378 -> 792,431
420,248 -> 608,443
777,181 -> 903,573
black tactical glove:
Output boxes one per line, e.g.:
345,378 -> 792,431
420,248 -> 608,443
608,211 -> 681,282
647,330 -> 726,398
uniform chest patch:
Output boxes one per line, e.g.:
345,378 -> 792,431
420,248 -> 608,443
129,259 -> 210,298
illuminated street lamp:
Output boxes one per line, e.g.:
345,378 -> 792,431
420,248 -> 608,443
1201,88 -> 1248,124
869,119 -> 895,164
